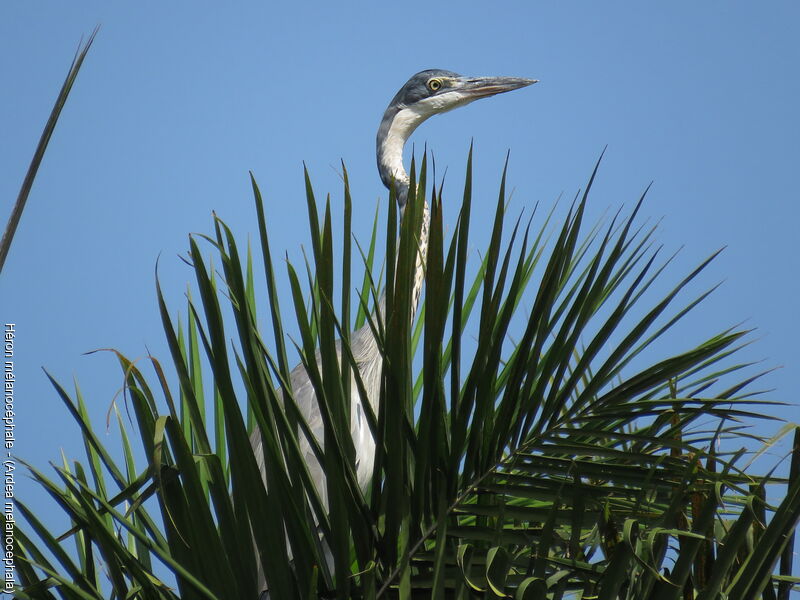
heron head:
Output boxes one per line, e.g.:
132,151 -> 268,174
388,69 -> 538,118
377,69 -> 537,205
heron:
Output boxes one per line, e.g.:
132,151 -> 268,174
253,69 -> 535,596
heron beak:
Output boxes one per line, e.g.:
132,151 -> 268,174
457,76 -> 538,99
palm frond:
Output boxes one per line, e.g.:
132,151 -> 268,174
12,150 -> 800,600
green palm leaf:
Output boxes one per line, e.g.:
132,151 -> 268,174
10,140 -> 799,599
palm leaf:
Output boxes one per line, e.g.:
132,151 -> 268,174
12,150 -> 799,600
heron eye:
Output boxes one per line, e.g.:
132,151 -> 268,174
428,78 -> 442,91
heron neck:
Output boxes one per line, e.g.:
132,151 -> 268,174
410,200 -> 430,320
372,200 -> 430,325
376,104 -> 430,208
374,102 -> 433,330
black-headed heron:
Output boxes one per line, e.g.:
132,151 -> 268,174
253,69 -> 535,597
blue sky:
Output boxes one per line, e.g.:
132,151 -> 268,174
2,0 -> 799,587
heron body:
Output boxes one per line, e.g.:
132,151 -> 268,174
252,312 -> 383,506
253,69 -> 535,596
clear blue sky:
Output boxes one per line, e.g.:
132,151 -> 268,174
2,0 -> 799,585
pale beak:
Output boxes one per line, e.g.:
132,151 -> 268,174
457,76 -> 538,99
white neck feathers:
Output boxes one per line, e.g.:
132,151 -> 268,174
377,105 -> 434,202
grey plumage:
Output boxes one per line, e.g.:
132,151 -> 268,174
252,320 -> 383,509
253,69 -> 536,597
